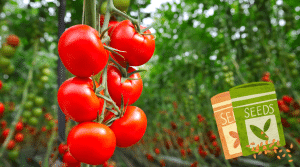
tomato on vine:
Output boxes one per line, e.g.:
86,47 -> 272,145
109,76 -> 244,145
6,34 -> 20,47
105,65 -> 143,106
110,20 -> 155,66
109,106 -> 147,147
67,122 -> 116,165
14,133 -> 24,143
58,77 -> 104,122
58,24 -> 108,77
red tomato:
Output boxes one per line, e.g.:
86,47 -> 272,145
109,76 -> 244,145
15,133 -> 24,142
106,65 -> 143,106
110,20 -> 155,66
0,103 -> 4,117
110,106 -> 147,147
67,122 -> 116,165
63,151 -> 81,167
2,128 -> 10,138
107,21 -> 119,35
15,121 -> 23,131
6,34 -> 20,47
58,24 -> 108,77
7,140 -> 15,150
0,120 -> 7,129
282,95 -> 293,104
0,80 -> 2,90
58,77 -> 103,122
59,143 -> 69,155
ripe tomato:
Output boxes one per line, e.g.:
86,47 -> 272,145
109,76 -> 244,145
63,151 -> 81,167
15,121 -> 23,131
41,126 -> 47,132
106,65 -> 143,106
2,128 -> 10,138
0,120 -> 7,129
67,122 -> 116,165
59,143 -> 69,155
110,20 -> 155,66
0,80 -> 2,90
6,34 -> 20,47
110,106 -> 147,147
15,133 -> 24,142
58,77 -> 104,122
58,24 -> 108,77
7,140 -> 15,150
0,102 -> 5,117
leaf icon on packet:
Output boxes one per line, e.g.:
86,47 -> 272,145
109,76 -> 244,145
229,131 -> 240,148
250,124 -> 269,140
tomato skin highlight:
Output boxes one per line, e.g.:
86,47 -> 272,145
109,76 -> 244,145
57,77 -> 103,122
58,24 -> 108,77
110,20 -> 155,66
106,65 -> 143,106
67,122 -> 116,165
110,106 -> 147,147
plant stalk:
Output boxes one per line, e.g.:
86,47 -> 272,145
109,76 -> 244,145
84,0 -> 97,29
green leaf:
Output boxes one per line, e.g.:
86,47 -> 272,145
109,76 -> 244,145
263,119 -> 271,132
250,125 -> 269,140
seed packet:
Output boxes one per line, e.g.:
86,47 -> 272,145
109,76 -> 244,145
211,91 -> 243,159
229,82 -> 285,156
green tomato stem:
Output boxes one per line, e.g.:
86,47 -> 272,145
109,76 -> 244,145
101,0 -> 112,34
108,56 -> 127,77
111,4 -> 139,31
84,0 -> 97,29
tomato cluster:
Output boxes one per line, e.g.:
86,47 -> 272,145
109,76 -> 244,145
0,34 -> 20,75
57,9 -> 155,164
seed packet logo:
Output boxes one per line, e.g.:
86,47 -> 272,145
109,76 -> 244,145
245,115 -> 279,148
